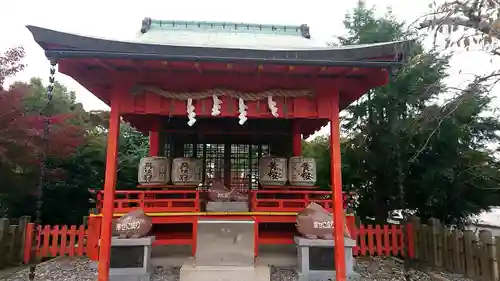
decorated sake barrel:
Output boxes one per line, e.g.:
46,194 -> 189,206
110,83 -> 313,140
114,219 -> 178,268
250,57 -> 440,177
171,157 -> 202,186
288,156 -> 317,186
138,156 -> 170,185
258,156 -> 287,186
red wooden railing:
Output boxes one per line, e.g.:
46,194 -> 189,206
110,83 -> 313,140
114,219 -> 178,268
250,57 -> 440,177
250,190 -> 356,212
94,189 -> 356,214
96,190 -> 201,213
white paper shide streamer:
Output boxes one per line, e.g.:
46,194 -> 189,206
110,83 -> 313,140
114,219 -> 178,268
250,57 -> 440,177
267,96 -> 278,117
186,98 -> 196,126
211,95 -> 222,116
238,98 -> 248,125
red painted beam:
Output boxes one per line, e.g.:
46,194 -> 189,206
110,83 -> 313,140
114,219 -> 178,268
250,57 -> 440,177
149,117 -> 161,156
292,120 -> 302,156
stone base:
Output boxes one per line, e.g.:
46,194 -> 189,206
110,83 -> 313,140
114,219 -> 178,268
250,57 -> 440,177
109,273 -> 152,281
295,237 -> 358,280
180,258 -> 270,281
294,236 -> 357,247
89,262 -> 152,281
297,271 -> 360,281
95,236 -> 155,281
206,201 -> 249,212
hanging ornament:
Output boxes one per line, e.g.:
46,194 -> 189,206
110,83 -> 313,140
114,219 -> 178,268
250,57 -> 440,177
211,95 -> 222,116
29,60 -> 57,281
238,98 -> 248,125
187,98 -> 196,126
268,96 -> 278,117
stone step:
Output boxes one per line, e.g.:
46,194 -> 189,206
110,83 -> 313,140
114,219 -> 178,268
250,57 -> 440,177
180,258 -> 270,281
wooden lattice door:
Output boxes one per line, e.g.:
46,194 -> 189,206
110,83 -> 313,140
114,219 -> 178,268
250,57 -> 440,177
182,143 -> 269,193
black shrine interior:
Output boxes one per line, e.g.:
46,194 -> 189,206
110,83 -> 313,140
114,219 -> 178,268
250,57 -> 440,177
159,117 -> 295,191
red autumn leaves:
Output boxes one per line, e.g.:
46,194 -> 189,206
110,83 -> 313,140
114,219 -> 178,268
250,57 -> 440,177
0,46 -> 84,169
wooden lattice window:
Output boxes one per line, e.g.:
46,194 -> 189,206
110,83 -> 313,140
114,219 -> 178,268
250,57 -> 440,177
181,143 -> 269,190
163,136 -> 172,157
203,144 -> 225,185
250,144 -> 270,189
230,144 -> 250,191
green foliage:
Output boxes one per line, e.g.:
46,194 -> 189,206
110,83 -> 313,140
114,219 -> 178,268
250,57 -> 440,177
340,1 -> 411,45
117,122 -> 149,190
304,1 -> 500,226
302,136 -> 331,189
42,117 -> 148,225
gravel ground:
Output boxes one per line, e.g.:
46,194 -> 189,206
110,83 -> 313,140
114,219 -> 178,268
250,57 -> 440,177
351,257 -> 473,281
0,257 -> 475,281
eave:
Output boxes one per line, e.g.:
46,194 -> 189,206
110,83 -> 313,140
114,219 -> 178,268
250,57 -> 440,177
27,25 -> 413,67
45,49 -> 404,69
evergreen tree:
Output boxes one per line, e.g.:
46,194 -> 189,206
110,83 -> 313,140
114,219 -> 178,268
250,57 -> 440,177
304,1 -> 500,226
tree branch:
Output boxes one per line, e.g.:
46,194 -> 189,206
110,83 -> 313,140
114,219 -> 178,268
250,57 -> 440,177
408,71 -> 500,163
420,16 -> 493,36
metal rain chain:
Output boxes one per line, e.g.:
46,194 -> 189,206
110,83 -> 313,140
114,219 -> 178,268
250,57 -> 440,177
28,60 -> 57,281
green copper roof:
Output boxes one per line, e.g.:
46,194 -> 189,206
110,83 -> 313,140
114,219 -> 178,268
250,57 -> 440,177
144,19 -> 309,37
136,18 -> 327,50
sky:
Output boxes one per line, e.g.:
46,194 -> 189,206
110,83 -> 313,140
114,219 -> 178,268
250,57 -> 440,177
1,0 -> 499,136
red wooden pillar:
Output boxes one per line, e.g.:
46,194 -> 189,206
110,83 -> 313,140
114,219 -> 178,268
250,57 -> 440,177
97,92 -> 120,281
329,90 -> 346,280
23,223 -> 35,264
292,120 -> 302,156
149,117 -> 160,156
86,216 -> 102,261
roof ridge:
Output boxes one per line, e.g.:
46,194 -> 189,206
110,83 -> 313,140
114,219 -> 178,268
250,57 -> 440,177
140,18 -> 311,39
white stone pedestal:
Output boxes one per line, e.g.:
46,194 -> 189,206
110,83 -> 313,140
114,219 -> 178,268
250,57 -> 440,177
180,257 -> 270,281
196,219 -> 255,266
180,219 -> 269,281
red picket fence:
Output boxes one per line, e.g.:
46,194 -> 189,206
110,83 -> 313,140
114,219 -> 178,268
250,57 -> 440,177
353,224 -> 414,258
23,223 -> 89,264
23,218 -> 414,263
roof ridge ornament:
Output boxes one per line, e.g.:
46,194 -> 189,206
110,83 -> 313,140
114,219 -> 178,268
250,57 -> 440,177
300,24 -> 311,39
140,18 -> 309,37
140,17 -> 152,34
